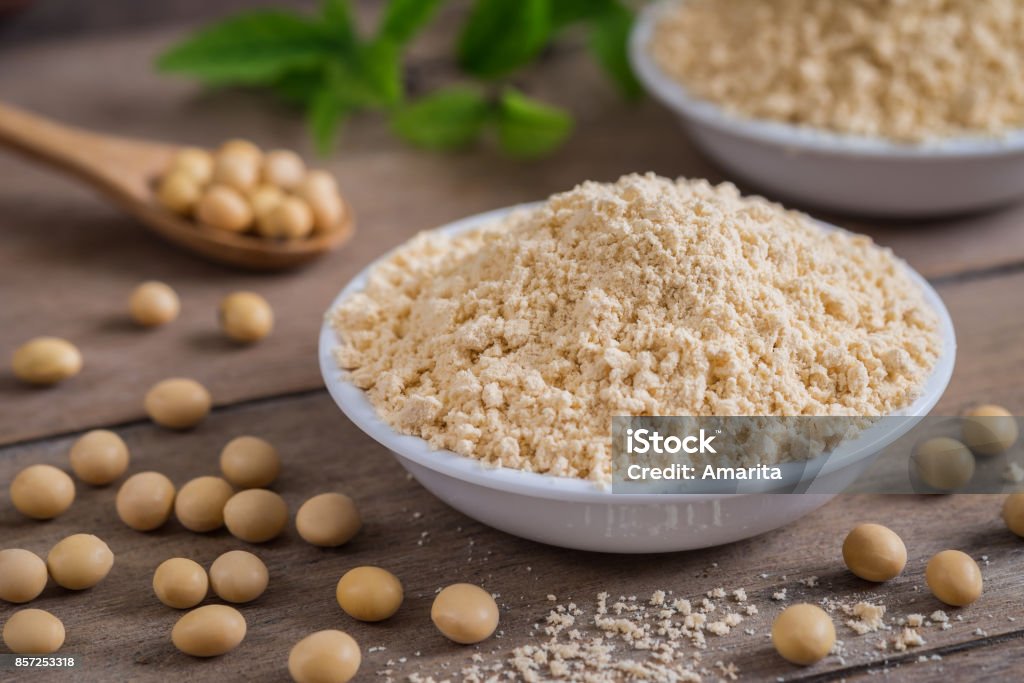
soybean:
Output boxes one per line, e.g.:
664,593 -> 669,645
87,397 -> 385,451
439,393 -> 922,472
913,437 -> 975,491
219,436 -> 280,489
2,609 -> 65,654
219,292 -> 274,343
262,150 -> 306,190
197,185 -> 253,233
771,604 -> 836,666
157,171 -> 202,215
153,558 -> 208,609
209,550 -> 269,604
144,377 -> 211,430
288,630 -> 361,683
962,404 -> 1019,456
248,184 -> 284,219
175,476 -> 234,533
1004,492 -> 1024,537
296,493 -> 361,547
10,464 -> 75,520
116,471 -> 176,531
68,430 -> 129,486
12,337 -> 82,385
154,139 -> 343,243
336,567 -> 402,622
171,604 -> 246,657
167,147 -> 214,185
431,583 -> 499,645
218,139 -> 262,163
212,153 -> 260,193
223,489 -> 288,543
842,523 -> 907,582
129,281 -> 180,328
0,549 -> 48,603
297,171 -> 344,232
257,197 -> 314,240
925,550 -> 983,607
46,534 -> 114,590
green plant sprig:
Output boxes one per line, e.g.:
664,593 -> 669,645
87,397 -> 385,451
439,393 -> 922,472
157,0 -> 641,158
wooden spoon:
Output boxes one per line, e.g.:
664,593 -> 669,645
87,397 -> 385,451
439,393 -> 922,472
0,101 -> 354,270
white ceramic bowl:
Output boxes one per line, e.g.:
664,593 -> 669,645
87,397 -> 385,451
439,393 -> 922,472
629,1 -> 1024,217
319,207 -> 956,553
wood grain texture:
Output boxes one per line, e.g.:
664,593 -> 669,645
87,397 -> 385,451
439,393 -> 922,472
2,394 -> 1023,682
0,1 -> 307,41
933,272 -> 1024,414
0,27 -> 712,446
0,13 -> 1023,683
2,27 -> 1024,445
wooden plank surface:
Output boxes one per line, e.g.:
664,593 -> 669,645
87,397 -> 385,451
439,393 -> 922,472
0,0 -> 316,45
933,272 -> 1024,413
2,395 -> 1023,682
0,27 -> 714,446
0,13 -> 1023,683
4,27 -> 1024,445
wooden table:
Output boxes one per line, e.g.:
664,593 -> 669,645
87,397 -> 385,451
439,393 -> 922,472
2,14 -> 1023,683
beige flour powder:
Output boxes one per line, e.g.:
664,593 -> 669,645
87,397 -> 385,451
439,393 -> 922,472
650,0 -> 1024,142
332,174 -> 940,483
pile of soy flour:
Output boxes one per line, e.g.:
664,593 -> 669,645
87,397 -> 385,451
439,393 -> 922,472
650,0 -> 1024,142
332,174 -> 940,483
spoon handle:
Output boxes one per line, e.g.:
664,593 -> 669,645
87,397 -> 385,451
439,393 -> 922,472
0,100 -> 175,201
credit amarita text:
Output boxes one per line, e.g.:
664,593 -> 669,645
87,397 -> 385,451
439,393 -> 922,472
625,464 -> 783,481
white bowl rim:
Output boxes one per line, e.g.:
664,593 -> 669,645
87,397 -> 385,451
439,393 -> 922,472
629,0 -> 1024,160
318,205 -> 957,504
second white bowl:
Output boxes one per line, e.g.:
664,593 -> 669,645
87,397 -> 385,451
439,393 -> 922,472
629,1 -> 1024,217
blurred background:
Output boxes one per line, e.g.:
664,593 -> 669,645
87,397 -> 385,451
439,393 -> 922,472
0,1 -> 317,43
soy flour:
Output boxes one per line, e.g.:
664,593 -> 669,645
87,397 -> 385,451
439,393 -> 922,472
332,174 -> 940,483
650,0 -> 1024,142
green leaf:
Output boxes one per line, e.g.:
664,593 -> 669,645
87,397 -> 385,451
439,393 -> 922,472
457,0 -> 552,79
392,87 -> 490,150
496,88 -> 572,158
308,84 -> 349,155
550,0 -> 610,29
589,2 -> 642,99
355,39 -> 404,107
157,11 -> 331,84
309,41 -> 403,115
379,0 -> 446,44
272,66 -> 325,107
320,0 -> 358,46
